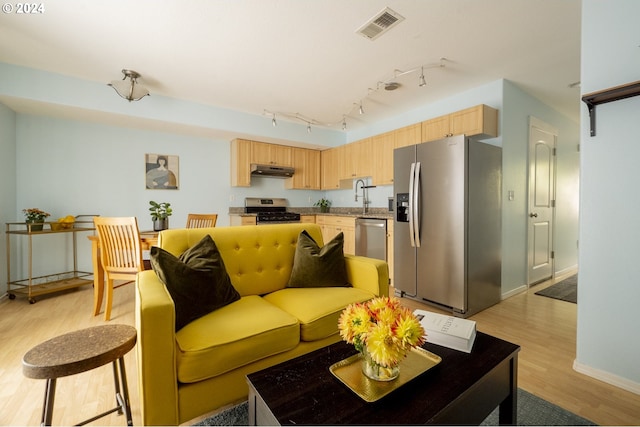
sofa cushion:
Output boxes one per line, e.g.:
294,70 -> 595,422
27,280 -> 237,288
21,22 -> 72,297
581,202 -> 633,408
150,235 -> 240,331
287,230 -> 349,288
263,287 -> 376,341
175,295 -> 300,383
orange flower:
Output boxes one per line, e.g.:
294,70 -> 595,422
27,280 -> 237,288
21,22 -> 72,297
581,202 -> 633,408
338,296 -> 426,368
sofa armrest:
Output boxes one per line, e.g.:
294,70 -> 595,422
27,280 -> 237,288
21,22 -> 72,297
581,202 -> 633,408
344,254 -> 389,297
135,270 -> 180,426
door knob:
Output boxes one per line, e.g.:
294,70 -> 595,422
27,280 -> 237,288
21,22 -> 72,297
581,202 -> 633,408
529,213 -> 538,218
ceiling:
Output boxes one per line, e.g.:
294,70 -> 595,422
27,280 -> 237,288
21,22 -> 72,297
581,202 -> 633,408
0,0 -> 582,134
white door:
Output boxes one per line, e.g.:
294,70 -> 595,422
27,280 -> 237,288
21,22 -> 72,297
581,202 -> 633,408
527,117 -> 557,285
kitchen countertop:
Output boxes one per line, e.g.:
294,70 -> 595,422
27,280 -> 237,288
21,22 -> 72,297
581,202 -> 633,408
228,207 -> 393,219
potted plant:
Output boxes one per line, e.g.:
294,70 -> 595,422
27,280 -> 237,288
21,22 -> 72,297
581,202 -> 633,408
149,201 -> 173,231
314,197 -> 331,213
23,208 -> 50,232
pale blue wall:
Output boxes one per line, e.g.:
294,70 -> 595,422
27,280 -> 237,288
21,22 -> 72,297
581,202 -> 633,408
1,64 -> 579,306
576,0 -> 640,389
501,80 -> 580,294
0,103 -> 17,295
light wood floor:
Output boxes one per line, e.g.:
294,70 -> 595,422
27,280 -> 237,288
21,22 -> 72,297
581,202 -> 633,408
1,274 -> 639,426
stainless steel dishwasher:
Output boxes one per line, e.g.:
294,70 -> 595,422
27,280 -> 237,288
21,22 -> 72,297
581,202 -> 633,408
355,218 -> 387,261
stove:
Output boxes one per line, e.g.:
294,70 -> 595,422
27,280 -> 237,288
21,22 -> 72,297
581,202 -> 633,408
244,197 -> 301,224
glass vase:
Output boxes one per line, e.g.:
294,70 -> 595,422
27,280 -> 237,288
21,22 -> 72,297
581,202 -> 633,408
361,350 -> 400,381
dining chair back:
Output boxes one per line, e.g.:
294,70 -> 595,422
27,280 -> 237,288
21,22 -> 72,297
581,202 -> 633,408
93,216 -> 144,321
186,213 -> 218,228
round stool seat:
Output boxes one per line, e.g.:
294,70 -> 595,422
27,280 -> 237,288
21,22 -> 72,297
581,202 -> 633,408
22,324 -> 137,426
23,324 -> 136,379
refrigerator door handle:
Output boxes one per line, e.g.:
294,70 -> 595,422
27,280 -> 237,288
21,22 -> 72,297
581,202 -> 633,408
408,162 -> 417,247
413,161 -> 421,247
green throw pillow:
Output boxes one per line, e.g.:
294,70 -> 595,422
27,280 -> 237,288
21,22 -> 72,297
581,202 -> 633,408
287,230 -> 350,288
150,234 -> 240,331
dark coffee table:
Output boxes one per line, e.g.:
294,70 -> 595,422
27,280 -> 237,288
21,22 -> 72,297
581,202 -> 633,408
247,331 -> 520,425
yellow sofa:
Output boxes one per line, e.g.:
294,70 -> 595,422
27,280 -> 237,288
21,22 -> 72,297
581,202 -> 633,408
135,223 -> 388,425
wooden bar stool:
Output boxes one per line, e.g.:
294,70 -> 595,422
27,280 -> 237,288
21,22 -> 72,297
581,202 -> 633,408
22,324 -> 137,426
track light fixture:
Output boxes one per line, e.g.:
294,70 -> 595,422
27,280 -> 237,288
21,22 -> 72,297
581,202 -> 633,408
263,58 -> 446,131
108,69 -> 150,102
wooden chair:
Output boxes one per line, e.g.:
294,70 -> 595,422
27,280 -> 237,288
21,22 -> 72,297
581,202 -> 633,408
186,213 -> 218,228
93,217 -> 144,321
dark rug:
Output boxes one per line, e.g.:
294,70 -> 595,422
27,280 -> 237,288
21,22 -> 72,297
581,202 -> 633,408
535,274 -> 577,304
194,388 -> 595,426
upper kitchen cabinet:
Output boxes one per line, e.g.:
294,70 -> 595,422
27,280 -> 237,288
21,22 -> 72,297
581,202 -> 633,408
230,138 -> 252,187
372,123 -> 422,186
250,141 -> 293,166
372,130 -> 395,186
321,147 -> 341,190
395,123 -> 422,148
421,104 -> 498,142
285,147 -> 321,190
342,138 -> 373,180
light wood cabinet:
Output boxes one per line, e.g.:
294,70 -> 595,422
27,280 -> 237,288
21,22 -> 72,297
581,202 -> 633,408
232,139 -> 321,188
230,215 -> 257,226
421,104 -> 498,142
300,215 -> 316,224
372,123 -> 421,186
321,147 -> 342,189
315,215 -> 355,255
230,139 -> 252,187
341,138 -> 373,180
286,148 -> 321,190
372,131 -> 396,186
250,141 -> 293,167
395,123 -> 422,148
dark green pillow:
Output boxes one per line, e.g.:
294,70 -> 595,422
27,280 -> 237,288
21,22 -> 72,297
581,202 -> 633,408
150,235 -> 240,331
287,230 -> 350,288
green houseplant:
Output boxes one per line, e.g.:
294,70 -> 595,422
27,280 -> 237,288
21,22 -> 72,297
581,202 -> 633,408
314,197 -> 331,213
23,208 -> 50,232
149,201 -> 173,231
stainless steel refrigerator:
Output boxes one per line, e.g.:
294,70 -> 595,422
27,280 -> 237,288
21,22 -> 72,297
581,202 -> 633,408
393,135 -> 502,318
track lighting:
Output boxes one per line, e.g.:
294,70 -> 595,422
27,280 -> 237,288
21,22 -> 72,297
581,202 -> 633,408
419,67 -> 427,87
108,69 -> 149,102
263,58 -> 446,130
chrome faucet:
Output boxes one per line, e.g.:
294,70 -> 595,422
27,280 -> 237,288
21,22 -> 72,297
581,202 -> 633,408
355,179 -> 370,214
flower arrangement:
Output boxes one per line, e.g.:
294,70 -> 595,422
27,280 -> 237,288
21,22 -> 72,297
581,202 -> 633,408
338,296 -> 426,379
23,208 -> 51,222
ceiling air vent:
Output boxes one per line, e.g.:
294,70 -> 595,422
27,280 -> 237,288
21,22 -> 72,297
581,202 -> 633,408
356,7 -> 405,41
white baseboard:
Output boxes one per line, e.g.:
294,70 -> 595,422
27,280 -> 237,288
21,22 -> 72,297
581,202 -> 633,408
555,265 -> 578,278
501,284 -> 527,300
573,359 -> 640,395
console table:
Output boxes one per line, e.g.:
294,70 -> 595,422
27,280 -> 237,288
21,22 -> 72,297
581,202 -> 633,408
247,331 -> 520,425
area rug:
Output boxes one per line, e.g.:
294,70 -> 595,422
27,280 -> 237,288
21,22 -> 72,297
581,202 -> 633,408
535,274 -> 578,304
194,388 -> 596,425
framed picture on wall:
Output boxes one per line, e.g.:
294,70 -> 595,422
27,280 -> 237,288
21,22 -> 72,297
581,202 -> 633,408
145,154 -> 179,190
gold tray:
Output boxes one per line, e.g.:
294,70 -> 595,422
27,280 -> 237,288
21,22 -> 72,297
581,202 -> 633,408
329,347 -> 442,402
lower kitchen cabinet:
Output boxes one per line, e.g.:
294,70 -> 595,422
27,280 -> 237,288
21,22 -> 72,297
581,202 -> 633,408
315,215 -> 355,255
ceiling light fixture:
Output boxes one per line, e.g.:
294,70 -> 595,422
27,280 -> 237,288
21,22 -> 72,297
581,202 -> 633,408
108,69 -> 149,102
263,58 -> 447,131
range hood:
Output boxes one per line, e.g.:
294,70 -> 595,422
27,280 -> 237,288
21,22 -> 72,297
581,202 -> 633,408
250,164 -> 295,178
